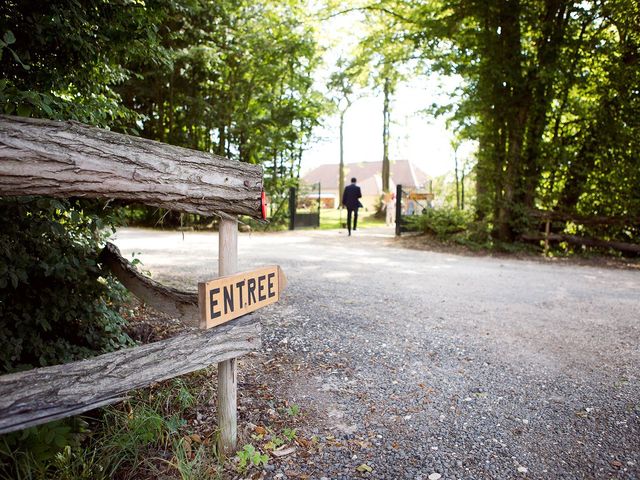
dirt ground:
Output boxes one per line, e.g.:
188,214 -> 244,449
114,226 -> 640,479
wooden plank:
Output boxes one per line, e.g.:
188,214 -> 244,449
100,242 -> 199,327
521,232 -> 640,254
217,217 -> 238,455
198,265 -> 285,329
0,115 -> 263,218
528,209 -> 639,227
0,316 -> 260,434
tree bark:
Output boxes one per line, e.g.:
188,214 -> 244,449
382,78 -> 391,193
99,242 -> 199,327
453,145 -> 460,209
0,316 -> 261,434
0,115 -> 263,218
339,110 -> 346,204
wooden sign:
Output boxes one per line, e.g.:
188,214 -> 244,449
198,265 -> 286,329
408,191 -> 434,201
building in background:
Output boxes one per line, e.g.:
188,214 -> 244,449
302,160 -> 431,210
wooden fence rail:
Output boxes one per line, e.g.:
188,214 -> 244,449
0,317 -> 260,434
524,209 -> 640,255
100,242 -> 200,327
0,115 -> 271,452
0,116 -> 272,453
0,115 -> 263,218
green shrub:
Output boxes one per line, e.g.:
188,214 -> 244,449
0,418 -> 91,480
0,377 -> 207,479
405,207 -> 473,239
0,197 -> 133,372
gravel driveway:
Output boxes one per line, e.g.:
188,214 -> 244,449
114,227 -> 640,480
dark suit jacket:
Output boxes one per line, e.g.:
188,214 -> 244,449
342,183 -> 362,210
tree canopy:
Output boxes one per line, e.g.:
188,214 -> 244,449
340,0 -> 639,246
1,0 -> 638,244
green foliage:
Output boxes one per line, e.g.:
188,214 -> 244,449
0,377 -> 211,479
235,444 -> 268,473
282,428 -> 297,442
170,437 -> 220,480
426,0 -> 640,243
263,435 -> 285,451
405,208 -> 473,240
360,0 -> 639,248
0,0 -> 167,372
116,0 -> 326,210
0,0 -> 162,127
285,403 -> 301,416
0,418 -> 90,479
0,197 -> 133,372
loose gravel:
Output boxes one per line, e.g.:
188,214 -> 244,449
114,227 -> 640,479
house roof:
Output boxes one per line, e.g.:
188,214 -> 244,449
302,160 -> 430,196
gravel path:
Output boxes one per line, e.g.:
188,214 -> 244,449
114,227 -> 640,479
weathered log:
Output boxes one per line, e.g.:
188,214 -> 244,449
521,232 -> 640,254
0,316 -> 261,434
528,209 -> 639,227
100,242 -> 199,327
0,115 -> 263,218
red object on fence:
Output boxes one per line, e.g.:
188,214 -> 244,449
261,191 -> 267,220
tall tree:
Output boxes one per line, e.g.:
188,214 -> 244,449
117,0 -> 325,211
328,57 -> 364,201
404,0 -> 639,243
353,3 -> 415,193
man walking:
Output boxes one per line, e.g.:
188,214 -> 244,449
342,177 -> 362,236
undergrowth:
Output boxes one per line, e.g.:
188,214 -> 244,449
0,368 -> 304,479
0,375 -> 221,480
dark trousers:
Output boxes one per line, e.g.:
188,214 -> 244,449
347,208 -> 358,234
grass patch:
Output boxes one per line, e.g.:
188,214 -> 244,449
0,365 -> 311,479
318,207 -> 385,230
0,374 -> 222,480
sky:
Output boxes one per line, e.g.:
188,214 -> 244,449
300,7 -> 476,180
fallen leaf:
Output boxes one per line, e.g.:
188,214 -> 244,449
356,464 -> 373,473
255,425 -> 267,435
272,446 -> 297,458
181,436 -> 192,458
295,437 -> 310,448
190,434 -> 202,443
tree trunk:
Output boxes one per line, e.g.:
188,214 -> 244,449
0,115 -> 263,218
454,146 -> 460,209
382,77 -> 391,193
461,167 -> 465,210
339,110 -> 346,204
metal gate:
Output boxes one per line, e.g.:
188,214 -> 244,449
289,182 -> 321,230
395,184 -> 434,236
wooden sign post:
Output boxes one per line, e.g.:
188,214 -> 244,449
216,216 -> 239,455
202,218 -> 286,455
